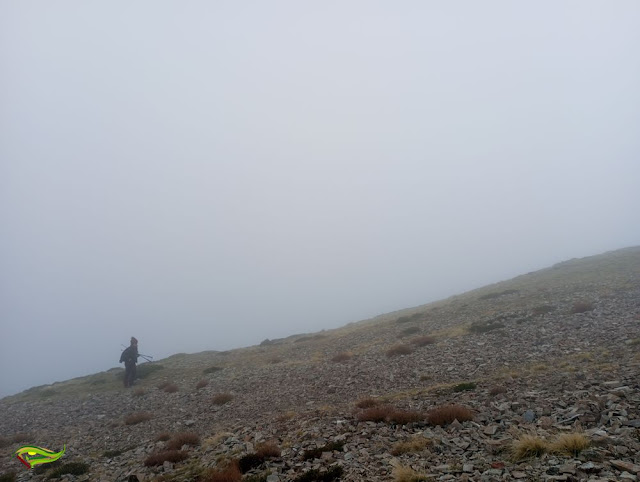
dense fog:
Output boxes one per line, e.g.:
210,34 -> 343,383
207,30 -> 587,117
2,1 -> 639,398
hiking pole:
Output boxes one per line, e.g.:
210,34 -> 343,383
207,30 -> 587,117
139,354 -> 154,362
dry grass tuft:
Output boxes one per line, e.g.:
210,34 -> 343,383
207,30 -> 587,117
155,432 -> 172,442
166,432 -> 200,450
212,393 -> 234,405
124,412 -> 153,425
132,387 -> 145,397
163,382 -> 179,393
331,352 -> 353,363
199,460 -> 242,482
357,405 -> 395,422
511,434 -> 548,460
203,432 -> 233,448
0,471 -> 16,482
549,433 -> 590,456
398,326 -> 420,337
256,441 -> 281,458
143,450 -> 188,466
388,409 -> 425,425
196,379 -> 209,389
386,344 -> 414,357
489,386 -> 506,396
391,436 -> 431,456
11,433 -> 31,443
355,397 -> 381,409
391,462 -> 430,482
411,336 -> 436,347
275,411 -> 296,422
357,406 -> 425,425
532,304 -> 555,316
571,301 -> 595,314
426,404 -> 473,426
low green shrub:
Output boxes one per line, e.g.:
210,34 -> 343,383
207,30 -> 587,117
294,466 -> 343,482
47,462 -> 89,479
452,382 -> 476,392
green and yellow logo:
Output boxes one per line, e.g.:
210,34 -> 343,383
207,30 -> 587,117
15,445 -> 66,469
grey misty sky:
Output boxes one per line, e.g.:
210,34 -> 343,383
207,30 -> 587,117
1,1 -> 639,397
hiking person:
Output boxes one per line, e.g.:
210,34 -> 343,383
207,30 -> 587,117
120,337 -> 139,388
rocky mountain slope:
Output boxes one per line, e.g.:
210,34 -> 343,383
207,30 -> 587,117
1,247 -> 640,481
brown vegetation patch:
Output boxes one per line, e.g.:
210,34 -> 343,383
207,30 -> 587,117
155,432 -> 172,442
468,321 -> 504,334
478,289 -> 519,300
355,397 -> 381,409
571,301 -> 595,314
199,461 -> 242,482
132,387 -> 145,397
452,382 -> 476,392
166,432 -> 200,450
163,382 -> 179,393
489,386 -> 506,396
532,305 -> 555,316
0,472 -> 16,482
212,393 -> 234,405
426,404 -> 473,426
12,433 -> 31,443
357,405 -> 395,422
330,352 -> 353,363
256,441 -> 281,458
386,344 -> 414,357
357,406 -> 425,424
275,411 -> 296,422
143,450 -> 188,466
196,379 -> 209,389
238,453 -> 264,473
124,412 -> 153,425
396,313 -> 423,324
293,466 -> 344,482
388,409 -> 425,425
0,433 -> 32,447
411,335 -> 436,346
398,326 -> 420,337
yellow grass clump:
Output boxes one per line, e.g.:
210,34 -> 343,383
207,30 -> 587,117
391,436 -> 431,455
511,434 -> 547,460
391,462 -> 430,482
550,433 -> 590,456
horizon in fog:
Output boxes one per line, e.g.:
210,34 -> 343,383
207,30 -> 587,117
2,1 -> 640,398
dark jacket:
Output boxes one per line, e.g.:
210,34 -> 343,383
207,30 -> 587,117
120,345 -> 139,364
